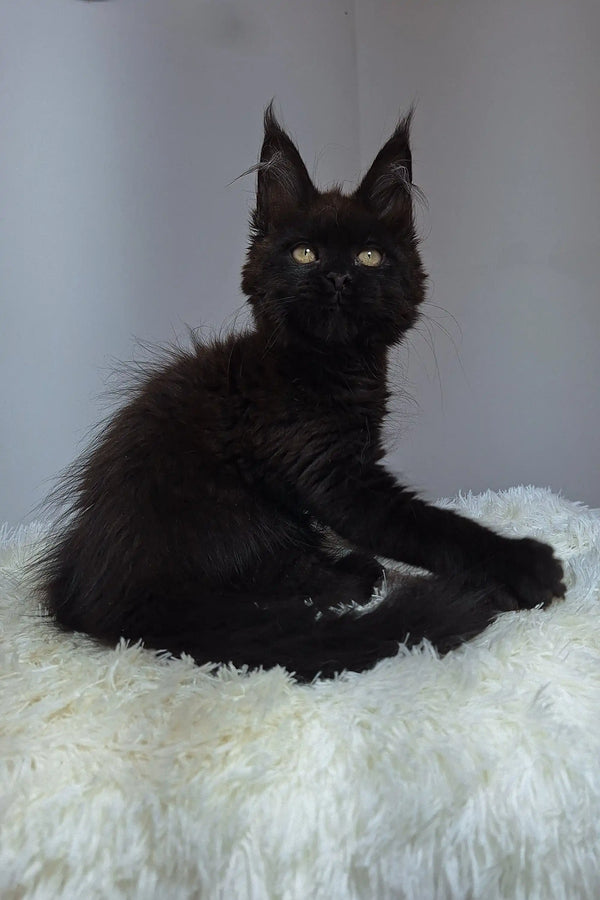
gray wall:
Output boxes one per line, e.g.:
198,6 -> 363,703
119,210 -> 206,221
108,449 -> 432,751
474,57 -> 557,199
1,0 -> 599,525
356,0 -> 600,506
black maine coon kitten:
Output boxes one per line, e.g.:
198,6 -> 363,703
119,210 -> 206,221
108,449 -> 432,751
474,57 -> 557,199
38,106 -> 565,680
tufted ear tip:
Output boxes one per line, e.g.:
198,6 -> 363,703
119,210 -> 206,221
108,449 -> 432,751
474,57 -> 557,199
253,105 -> 316,234
354,108 -> 417,226
263,99 -> 280,136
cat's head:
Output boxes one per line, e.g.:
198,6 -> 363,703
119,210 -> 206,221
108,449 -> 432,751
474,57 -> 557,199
241,104 -> 426,351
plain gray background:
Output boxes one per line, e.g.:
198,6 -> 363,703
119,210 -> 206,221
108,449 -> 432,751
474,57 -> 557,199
1,0 -> 599,526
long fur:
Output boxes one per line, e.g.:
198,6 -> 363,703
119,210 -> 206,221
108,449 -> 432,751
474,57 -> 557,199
34,107 -> 565,681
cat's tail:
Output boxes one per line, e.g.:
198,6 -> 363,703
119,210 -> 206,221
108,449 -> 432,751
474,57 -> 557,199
140,571 -> 516,682
276,574 -> 515,680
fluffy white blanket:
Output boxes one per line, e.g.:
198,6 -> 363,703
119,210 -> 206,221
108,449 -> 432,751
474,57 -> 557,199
1,487 -> 600,900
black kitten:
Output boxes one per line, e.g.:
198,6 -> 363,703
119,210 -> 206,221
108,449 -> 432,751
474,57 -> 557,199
37,105 -> 565,680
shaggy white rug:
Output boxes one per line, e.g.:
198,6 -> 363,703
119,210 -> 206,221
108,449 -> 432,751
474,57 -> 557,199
1,486 -> 600,900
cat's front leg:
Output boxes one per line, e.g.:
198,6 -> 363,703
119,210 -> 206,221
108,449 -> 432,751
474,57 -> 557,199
299,462 -> 566,610
387,495 -> 566,609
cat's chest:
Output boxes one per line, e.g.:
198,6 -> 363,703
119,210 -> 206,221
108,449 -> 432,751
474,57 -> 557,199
235,373 -> 379,427
223,343 -> 386,469
233,379 -> 383,471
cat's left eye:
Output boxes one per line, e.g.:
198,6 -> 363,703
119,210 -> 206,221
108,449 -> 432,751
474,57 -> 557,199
356,248 -> 383,267
291,244 -> 318,264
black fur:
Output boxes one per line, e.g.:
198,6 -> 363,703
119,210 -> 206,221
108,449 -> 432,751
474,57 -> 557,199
35,105 -> 566,681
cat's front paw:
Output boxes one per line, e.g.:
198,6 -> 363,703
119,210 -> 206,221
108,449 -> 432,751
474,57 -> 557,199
491,536 -> 566,609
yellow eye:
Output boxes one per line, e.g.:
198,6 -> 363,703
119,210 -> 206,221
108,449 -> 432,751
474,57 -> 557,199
291,245 -> 318,264
357,248 -> 383,267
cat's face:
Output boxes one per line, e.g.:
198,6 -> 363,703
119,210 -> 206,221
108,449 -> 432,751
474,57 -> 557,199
242,105 -> 426,350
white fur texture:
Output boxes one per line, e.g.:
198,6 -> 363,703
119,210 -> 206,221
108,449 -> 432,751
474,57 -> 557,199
1,487 -> 600,900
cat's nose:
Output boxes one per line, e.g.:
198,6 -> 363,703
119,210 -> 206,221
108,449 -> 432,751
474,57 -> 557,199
326,273 -> 351,292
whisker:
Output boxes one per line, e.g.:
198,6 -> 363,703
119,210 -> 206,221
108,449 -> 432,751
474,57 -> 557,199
417,317 -> 444,409
262,319 -> 286,355
420,305 -> 467,381
423,301 -> 463,338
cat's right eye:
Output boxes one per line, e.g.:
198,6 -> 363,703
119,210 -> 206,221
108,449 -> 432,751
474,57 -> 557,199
291,245 -> 318,264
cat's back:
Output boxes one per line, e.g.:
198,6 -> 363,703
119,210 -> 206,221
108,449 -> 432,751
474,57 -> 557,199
113,330 -> 249,448
69,330 -> 255,516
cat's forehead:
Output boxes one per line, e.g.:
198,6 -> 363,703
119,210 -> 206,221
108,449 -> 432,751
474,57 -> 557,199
299,191 -> 383,241
311,190 -> 369,222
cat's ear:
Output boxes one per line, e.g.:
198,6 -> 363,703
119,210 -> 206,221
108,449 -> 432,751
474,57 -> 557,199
354,110 -> 415,228
253,103 -> 316,233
